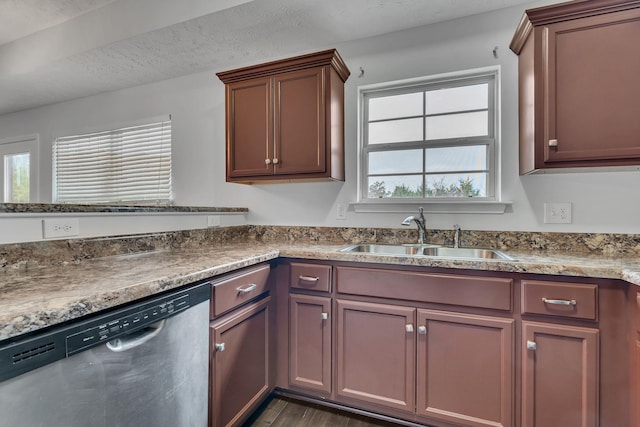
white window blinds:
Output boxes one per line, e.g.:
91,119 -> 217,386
54,118 -> 172,204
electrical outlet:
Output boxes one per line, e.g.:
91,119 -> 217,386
336,203 -> 347,220
42,218 -> 80,238
544,203 -> 572,224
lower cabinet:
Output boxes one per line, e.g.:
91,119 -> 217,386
417,310 -> 514,427
209,297 -> 271,427
336,299 -> 514,426
522,321 -> 599,427
274,261 -> 626,427
336,300 -> 415,413
289,294 -> 331,394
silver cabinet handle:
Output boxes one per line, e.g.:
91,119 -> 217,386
237,284 -> 257,294
273,158 -> 279,164
526,340 -> 537,351
321,312 -> 328,320
265,159 -> 272,165
542,297 -> 577,306
215,342 -> 225,352
405,324 -> 414,333
549,139 -> 558,147
418,326 -> 427,335
299,275 -> 319,282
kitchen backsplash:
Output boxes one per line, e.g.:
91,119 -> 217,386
251,225 -> 640,255
0,225 -> 639,271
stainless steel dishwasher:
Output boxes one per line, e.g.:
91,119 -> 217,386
0,281 -> 210,427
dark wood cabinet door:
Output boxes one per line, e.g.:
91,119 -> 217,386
416,310 -> 514,427
218,49 -> 348,182
522,321 -> 599,427
225,77 -> 273,178
289,294 -> 331,394
273,67 -> 325,176
210,297 -> 271,427
541,8 -> 640,165
336,299 -> 415,413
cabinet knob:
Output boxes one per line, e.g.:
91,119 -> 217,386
405,324 -> 414,333
548,139 -> 558,147
215,342 -> 226,352
526,340 -> 537,351
265,159 -> 272,165
272,158 -> 279,164
321,312 -> 328,320
418,326 -> 427,335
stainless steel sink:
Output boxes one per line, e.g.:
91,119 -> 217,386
419,246 -> 515,260
339,243 -> 440,256
340,244 -> 515,261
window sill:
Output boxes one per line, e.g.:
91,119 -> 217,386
351,200 -> 512,214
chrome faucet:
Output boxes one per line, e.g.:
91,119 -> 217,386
402,207 -> 427,244
453,224 -> 461,248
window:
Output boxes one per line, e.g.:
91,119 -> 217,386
0,135 -> 38,203
54,117 -> 172,204
358,68 -> 501,210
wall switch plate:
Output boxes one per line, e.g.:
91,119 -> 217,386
336,203 -> 347,220
42,218 -> 80,238
544,203 -> 572,224
207,215 -> 221,227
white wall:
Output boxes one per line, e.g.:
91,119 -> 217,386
1,0 -> 639,243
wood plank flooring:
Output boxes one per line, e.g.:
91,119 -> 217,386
243,396 -> 402,427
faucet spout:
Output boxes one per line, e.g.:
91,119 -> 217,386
401,207 -> 427,244
401,216 -> 415,226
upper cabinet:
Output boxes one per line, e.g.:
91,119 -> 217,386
217,49 -> 350,183
510,0 -> 640,174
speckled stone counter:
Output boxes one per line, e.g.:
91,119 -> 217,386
2,225 -> 640,342
0,202 -> 248,214
0,243 -> 280,341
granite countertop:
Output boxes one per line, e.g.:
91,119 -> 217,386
0,243 -> 279,342
2,240 -> 640,342
0,203 -> 248,214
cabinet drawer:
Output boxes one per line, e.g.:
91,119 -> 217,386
336,266 -> 512,311
211,264 -> 271,318
522,280 -> 597,320
290,262 -> 332,292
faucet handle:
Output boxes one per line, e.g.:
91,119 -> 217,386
452,224 -> 461,248
418,207 -> 426,224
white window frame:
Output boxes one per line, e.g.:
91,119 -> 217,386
355,66 -> 510,214
0,134 -> 39,203
53,116 -> 172,205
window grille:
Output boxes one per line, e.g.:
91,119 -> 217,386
359,69 -> 498,203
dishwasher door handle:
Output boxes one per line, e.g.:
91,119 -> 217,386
106,320 -> 166,352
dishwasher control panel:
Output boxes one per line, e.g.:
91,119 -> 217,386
66,294 -> 190,355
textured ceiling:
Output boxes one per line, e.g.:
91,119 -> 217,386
0,0 -> 538,115
0,0 -> 117,44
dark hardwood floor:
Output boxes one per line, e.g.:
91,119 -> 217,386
243,396 -> 402,427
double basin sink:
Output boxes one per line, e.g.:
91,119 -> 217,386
340,243 -> 515,261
